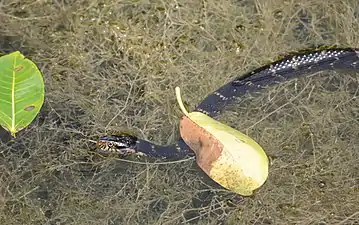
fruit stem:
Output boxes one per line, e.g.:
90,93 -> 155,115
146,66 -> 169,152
175,86 -> 190,117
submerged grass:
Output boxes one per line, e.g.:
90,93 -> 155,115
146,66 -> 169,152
0,0 -> 358,224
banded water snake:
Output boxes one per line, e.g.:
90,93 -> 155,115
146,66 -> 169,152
97,47 -> 359,158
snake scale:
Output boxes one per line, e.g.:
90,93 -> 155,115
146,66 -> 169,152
96,47 -> 359,158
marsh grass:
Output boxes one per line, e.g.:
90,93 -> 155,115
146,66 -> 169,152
0,0 -> 358,224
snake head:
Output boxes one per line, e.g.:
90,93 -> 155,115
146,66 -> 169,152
96,133 -> 138,156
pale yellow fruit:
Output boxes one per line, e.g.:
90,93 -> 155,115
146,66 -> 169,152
176,87 -> 269,196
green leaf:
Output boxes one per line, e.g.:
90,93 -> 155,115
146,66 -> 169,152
0,51 -> 45,137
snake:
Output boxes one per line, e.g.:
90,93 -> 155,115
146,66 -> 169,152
96,47 -> 359,158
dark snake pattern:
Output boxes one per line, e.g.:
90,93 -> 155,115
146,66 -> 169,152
97,47 -> 359,158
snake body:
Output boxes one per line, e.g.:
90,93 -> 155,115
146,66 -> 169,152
97,47 -> 359,158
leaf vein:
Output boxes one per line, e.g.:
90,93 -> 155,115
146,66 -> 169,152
0,98 -> 12,105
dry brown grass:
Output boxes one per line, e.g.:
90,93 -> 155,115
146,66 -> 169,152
0,0 -> 358,224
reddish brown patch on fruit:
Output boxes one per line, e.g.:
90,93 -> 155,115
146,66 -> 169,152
179,116 -> 223,174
